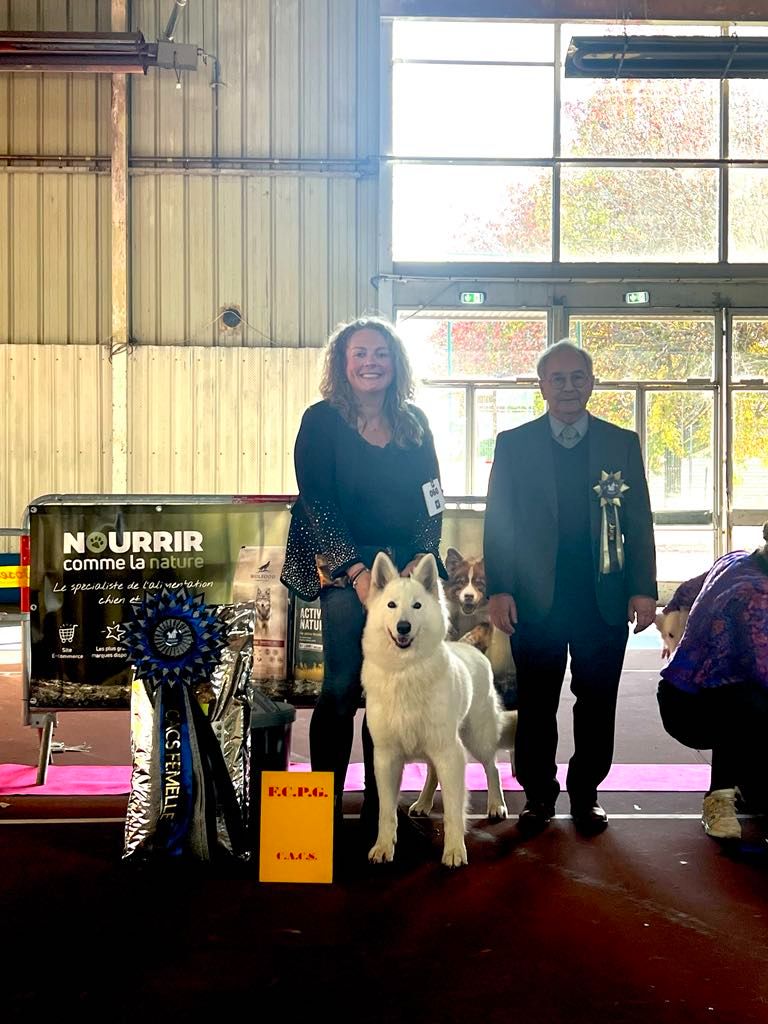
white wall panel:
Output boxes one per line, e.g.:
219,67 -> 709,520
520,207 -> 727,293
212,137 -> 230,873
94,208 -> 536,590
127,345 -> 323,494
0,345 -> 112,542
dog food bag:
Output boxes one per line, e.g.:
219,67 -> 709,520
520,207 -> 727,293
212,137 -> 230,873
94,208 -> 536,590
231,546 -> 288,697
123,603 -> 255,862
292,596 -> 324,699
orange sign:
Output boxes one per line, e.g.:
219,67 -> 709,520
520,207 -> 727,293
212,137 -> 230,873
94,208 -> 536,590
0,565 -> 28,588
259,771 -> 334,884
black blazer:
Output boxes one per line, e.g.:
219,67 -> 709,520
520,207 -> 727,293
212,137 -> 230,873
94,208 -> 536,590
483,414 -> 657,627
281,401 -> 445,601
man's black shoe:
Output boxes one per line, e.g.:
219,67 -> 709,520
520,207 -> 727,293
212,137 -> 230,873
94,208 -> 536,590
517,800 -> 555,833
570,802 -> 609,835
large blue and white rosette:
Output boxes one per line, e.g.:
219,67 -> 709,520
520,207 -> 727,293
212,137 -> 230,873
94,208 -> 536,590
122,586 -> 246,861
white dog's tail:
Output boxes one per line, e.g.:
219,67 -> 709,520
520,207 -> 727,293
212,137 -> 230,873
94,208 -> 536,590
498,709 -> 518,777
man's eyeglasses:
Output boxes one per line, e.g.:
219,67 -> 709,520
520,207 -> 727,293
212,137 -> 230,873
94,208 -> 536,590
544,371 -> 591,390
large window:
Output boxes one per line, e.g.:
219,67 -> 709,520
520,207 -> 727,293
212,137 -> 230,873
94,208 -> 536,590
390,21 -> 768,264
389,17 -> 768,583
571,316 -> 719,583
730,318 -> 768,528
398,312 -> 547,494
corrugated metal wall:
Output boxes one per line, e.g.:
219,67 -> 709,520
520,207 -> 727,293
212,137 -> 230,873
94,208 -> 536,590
0,344 -> 113,532
130,170 -> 380,347
0,0 -> 381,543
0,1 -> 111,161
0,0 -> 112,347
0,172 -> 112,345
130,0 -> 380,344
128,345 -> 323,493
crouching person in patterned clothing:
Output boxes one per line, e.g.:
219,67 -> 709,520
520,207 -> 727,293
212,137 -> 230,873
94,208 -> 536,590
657,523 -> 768,841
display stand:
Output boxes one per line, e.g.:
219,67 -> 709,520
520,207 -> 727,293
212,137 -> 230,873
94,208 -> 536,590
22,493 -> 296,783
20,492 -> 490,783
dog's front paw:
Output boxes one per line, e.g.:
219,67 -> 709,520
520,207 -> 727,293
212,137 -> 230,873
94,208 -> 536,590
487,800 -> 508,822
441,841 -> 468,868
408,797 -> 433,817
368,838 -> 396,864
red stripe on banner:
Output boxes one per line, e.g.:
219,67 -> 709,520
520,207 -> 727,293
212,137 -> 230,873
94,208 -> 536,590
19,534 -> 30,612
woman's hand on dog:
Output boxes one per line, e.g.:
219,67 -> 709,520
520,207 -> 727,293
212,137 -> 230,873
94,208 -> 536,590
353,571 -> 371,605
348,562 -> 372,606
489,593 -> 518,635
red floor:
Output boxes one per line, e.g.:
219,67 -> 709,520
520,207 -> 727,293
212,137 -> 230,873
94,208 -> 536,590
2,626 -> 768,1023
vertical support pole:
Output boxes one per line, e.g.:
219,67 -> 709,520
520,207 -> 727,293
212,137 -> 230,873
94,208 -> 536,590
35,714 -> 57,787
111,0 -> 129,493
377,17 -> 394,320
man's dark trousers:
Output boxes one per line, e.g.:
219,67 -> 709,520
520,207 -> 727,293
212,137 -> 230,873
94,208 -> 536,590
511,591 -> 629,807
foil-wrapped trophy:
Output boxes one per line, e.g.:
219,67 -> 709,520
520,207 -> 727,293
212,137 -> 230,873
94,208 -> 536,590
122,586 -> 252,863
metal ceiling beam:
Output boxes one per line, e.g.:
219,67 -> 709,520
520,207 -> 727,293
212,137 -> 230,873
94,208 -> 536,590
380,1 -> 768,20
0,31 -> 198,74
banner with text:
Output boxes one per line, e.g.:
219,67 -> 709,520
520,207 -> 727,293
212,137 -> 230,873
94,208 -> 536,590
27,499 -> 489,712
28,500 -> 292,711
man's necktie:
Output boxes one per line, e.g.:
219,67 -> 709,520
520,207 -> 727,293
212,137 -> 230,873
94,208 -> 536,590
559,425 -> 580,448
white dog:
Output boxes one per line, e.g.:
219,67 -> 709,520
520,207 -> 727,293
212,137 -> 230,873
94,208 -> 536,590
361,551 -> 517,868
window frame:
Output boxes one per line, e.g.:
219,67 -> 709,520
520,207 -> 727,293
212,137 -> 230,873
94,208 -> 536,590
384,18 -> 768,273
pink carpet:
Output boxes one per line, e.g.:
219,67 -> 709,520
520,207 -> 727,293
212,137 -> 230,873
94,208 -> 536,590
0,761 -> 711,796
0,763 -> 133,796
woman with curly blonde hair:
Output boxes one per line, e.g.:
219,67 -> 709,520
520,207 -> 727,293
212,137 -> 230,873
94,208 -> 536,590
319,316 -> 425,449
282,315 -> 446,843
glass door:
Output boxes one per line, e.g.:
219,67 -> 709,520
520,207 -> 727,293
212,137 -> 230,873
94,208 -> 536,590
727,313 -> 768,553
396,310 -> 549,496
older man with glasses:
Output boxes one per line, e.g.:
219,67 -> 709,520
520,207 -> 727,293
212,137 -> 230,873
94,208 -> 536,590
484,339 -> 657,836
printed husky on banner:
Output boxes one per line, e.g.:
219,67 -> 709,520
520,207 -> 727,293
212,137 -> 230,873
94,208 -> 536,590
232,546 -> 288,695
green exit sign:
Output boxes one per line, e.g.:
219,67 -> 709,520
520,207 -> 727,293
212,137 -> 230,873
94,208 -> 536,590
460,291 -> 486,305
624,290 -> 650,305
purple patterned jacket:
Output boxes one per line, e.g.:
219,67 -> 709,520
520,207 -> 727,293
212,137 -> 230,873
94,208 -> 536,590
660,550 -> 768,694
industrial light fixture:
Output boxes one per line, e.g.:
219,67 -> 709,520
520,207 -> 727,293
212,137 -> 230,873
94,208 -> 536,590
565,35 -> 768,80
0,31 -> 198,75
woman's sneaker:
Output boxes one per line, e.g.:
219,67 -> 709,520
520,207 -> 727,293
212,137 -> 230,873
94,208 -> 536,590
702,788 -> 742,840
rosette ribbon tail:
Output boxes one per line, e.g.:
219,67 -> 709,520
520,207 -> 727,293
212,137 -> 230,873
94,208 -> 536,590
123,585 -> 241,861
600,503 -> 625,575
614,505 -> 625,571
600,503 -> 611,575
594,471 -> 629,576
188,694 -> 248,858
147,682 -> 246,860
149,679 -> 195,858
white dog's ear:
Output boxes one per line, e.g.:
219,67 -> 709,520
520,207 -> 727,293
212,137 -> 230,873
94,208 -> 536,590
370,551 -> 398,592
413,553 -> 440,595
